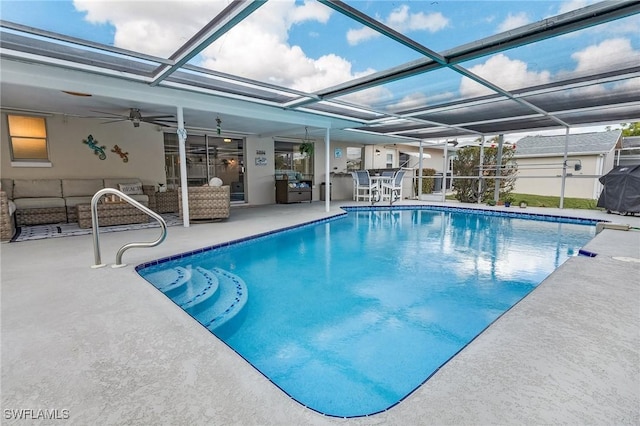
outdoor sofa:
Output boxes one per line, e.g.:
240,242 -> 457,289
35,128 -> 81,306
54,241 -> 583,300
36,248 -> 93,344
0,178 -> 157,241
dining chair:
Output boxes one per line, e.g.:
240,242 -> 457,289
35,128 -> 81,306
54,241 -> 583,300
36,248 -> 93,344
354,170 -> 376,202
380,170 -> 406,205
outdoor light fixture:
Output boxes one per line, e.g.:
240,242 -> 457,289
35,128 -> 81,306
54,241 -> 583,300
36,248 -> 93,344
223,138 -> 232,143
375,149 -> 381,156
565,159 -> 582,171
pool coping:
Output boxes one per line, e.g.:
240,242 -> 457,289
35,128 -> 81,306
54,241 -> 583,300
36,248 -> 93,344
2,201 -> 638,425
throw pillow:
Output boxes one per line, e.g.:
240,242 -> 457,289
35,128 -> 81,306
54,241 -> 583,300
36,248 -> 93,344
118,182 -> 143,195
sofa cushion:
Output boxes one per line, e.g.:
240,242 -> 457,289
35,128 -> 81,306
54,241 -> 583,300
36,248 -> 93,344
13,179 -> 62,199
127,194 -> 149,206
13,197 -> 66,209
62,179 -> 104,197
64,196 -> 94,208
0,178 -> 13,200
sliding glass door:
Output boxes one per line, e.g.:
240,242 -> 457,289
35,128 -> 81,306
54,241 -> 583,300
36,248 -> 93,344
164,133 -> 245,202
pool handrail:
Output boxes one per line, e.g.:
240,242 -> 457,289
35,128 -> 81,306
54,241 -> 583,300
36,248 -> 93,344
90,188 -> 167,268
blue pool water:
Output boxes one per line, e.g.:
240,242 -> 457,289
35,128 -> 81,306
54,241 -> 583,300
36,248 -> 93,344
137,208 -> 596,417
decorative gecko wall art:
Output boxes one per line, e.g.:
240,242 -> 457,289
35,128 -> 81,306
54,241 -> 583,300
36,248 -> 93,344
111,145 -> 129,163
82,134 -> 106,160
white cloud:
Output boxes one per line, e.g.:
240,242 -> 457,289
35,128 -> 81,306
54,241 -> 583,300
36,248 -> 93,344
497,12 -> 530,33
72,0 -> 377,93
557,0 -> 591,15
460,54 -> 551,97
387,92 -> 430,112
340,85 -> 394,109
74,0 -> 224,57
347,26 -> 378,46
288,1 -> 331,24
347,5 -> 449,46
571,38 -> 639,75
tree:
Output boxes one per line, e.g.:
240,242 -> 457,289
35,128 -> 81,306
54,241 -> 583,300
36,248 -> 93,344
452,137 -> 517,203
621,122 -> 640,137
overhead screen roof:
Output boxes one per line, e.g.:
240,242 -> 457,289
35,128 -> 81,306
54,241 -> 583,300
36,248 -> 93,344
1,0 -> 639,141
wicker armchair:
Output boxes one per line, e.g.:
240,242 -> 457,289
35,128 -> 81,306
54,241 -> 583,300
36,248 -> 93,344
0,190 -> 16,241
178,186 -> 230,221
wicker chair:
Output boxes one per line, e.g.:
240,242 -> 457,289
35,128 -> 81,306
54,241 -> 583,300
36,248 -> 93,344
178,186 -> 230,221
0,190 -> 16,241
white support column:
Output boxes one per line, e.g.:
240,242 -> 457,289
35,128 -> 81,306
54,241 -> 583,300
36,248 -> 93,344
177,106 -> 189,227
559,127 -> 570,209
324,127 -> 330,212
441,142 -> 447,202
493,134 -> 504,202
478,136 -> 485,204
418,140 -> 424,199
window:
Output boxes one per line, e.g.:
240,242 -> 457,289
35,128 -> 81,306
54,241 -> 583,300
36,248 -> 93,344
386,153 -> 393,169
346,147 -> 362,171
274,141 -> 313,181
7,114 -> 50,165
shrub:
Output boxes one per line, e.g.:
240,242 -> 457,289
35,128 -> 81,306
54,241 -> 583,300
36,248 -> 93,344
415,168 -> 436,196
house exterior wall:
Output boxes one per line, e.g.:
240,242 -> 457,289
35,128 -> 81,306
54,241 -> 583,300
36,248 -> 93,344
245,136 -> 275,205
513,155 -> 601,199
1,113 -> 165,185
313,140 -> 362,201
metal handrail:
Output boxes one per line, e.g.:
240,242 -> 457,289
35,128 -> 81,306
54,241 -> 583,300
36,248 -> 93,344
90,188 -> 167,268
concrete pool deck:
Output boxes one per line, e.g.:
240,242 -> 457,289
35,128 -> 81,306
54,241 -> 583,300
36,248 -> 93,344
1,201 -> 639,425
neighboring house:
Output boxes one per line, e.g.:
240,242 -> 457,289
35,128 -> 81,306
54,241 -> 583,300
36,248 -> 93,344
513,130 -> 622,199
616,136 -> 640,167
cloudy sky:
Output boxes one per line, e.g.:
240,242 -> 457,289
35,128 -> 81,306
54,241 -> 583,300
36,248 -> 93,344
1,0 -> 637,136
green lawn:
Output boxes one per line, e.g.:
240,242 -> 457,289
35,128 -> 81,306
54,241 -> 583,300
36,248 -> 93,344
509,193 -> 599,209
445,193 -> 600,209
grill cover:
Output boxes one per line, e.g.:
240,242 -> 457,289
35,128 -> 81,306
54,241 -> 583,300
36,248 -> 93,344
597,164 -> 640,214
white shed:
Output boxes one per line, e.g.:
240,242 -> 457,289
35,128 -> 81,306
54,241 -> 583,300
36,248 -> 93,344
513,130 -> 622,199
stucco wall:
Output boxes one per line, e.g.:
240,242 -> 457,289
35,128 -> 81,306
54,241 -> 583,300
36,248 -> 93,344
245,136 -> 275,205
1,113 -> 165,186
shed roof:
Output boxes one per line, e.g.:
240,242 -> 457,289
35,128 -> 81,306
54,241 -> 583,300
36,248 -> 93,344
515,131 -> 622,157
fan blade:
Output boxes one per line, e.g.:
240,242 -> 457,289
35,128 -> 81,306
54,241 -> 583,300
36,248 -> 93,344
100,118 -> 128,124
142,115 -> 175,120
147,120 -> 176,127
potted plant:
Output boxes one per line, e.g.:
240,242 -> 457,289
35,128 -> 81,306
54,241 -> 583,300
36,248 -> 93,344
299,142 -> 314,157
519,200 -> 528,208
503,194 -> 515,207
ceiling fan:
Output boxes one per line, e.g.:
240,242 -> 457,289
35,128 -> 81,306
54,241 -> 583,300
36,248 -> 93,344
90,108 -> 176,128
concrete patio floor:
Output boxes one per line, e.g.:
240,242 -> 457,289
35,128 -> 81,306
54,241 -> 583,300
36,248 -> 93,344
1,201 -> 639,425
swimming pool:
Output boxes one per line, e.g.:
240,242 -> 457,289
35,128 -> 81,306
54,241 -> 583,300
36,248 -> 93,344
137,207 -> 597,417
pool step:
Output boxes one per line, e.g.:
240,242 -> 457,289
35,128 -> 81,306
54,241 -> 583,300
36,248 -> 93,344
143,266 -> 248,331
172,267 -> 220,312
144,266 -> 191,296
192,268 -> 248,331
